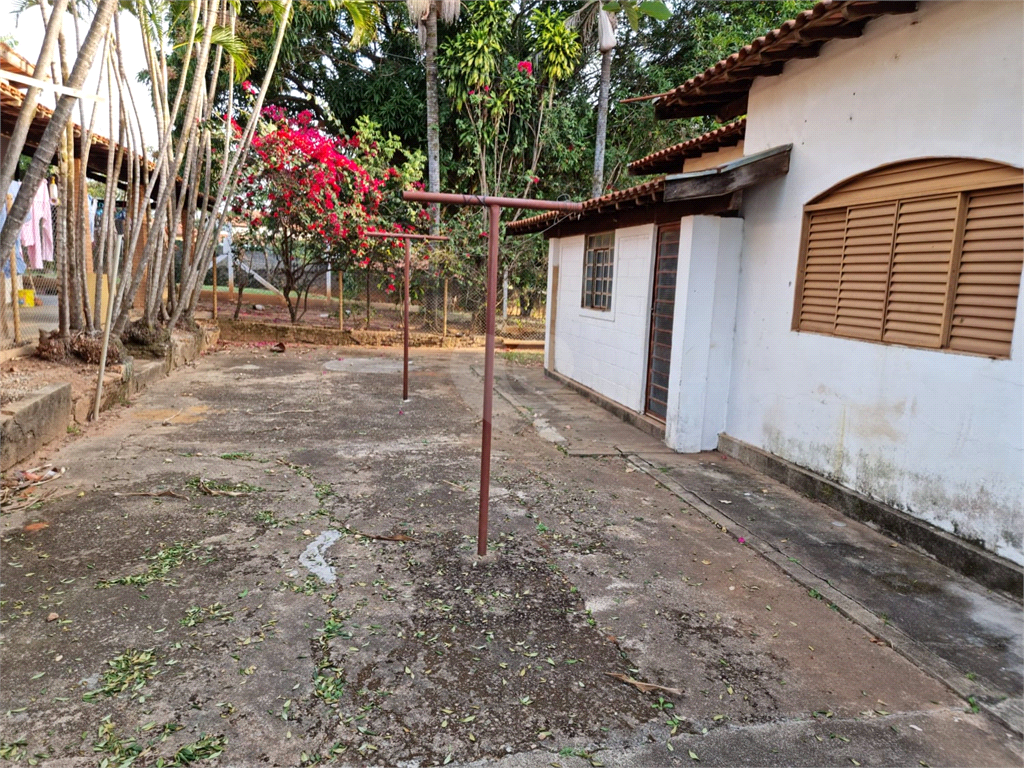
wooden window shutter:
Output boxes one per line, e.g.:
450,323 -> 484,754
796,209 -> 845,332
835,202 -> 895,340
882,195 -> 960,348
795,160 -> 1023,357
946,187 -> 1024,357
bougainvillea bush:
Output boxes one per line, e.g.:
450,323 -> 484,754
232,106 -> 425,322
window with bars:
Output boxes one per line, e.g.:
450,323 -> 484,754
582,232 -> 614,311
793,159 -> 1023,358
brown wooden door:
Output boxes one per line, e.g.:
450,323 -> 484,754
645,225 -> 680,421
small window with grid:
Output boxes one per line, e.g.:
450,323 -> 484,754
582,232 -> 614,311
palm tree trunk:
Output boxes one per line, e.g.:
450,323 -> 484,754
0,0 -> 69,202
424,2 -> 441,232
591,47 -> 613,199
164,0 -> 295,333
0,0 -> 117,269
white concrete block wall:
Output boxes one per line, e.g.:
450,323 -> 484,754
550,225 -> 657,411
664,216 -> 743,453
728,1 -> 1024,563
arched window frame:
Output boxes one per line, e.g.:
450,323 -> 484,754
791,158 -> 1024,358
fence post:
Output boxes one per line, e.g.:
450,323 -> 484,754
502,267 -> 508,319
211,249 -> 218,319
8,246 -> 20,345
442,278 -> 448,339
338,271 -> 344,332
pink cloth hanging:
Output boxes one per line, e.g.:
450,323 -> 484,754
20,182 -> 53,269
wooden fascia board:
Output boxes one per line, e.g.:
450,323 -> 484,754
656,98 -> 733,120
759,42 -> 824,62
795,20 -> 867,41
715,95 -> 749,122
842,1 -> 917,21
663,144 -> 792,202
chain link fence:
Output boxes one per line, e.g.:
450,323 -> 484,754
205,260 -> 546,341
2,202 -> 61,351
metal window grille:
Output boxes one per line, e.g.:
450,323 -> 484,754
582,232 -> 614,311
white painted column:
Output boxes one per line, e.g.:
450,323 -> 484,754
544,238 -> 559,371
664,216 -> 743,453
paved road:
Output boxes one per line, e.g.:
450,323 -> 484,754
0,345 -> 1019,767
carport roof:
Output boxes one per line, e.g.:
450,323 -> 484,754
1,75 -> 157,194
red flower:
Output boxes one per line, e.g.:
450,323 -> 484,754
517,61 -> 533,76
531,176 -> 540,184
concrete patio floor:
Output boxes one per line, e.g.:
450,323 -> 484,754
0,345 -> 1020,767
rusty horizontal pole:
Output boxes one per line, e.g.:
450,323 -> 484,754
396,191 -> 581,559
363,231 -> 450,241
403,190 -> 583,213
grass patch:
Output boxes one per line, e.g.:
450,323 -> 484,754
96,543 -> 206,589
83,648 -> 157,701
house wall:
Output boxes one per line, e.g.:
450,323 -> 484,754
665,216 -> 743,452
548,225 -> 657,411
731,1 -> 1024,563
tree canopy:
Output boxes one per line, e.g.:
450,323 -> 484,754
240,0 -> 810,202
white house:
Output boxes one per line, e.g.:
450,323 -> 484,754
508,0 -> 1024,570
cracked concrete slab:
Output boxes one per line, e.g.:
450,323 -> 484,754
0,346 -> 1019,767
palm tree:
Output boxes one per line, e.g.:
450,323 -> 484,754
0,0 -> 70,211
406,0 -> 460,231
0,0 -> 117,269
568,0 -> 671,199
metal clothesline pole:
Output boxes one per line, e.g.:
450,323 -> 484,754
401,191 -> 583,557
363,231 -> 448,402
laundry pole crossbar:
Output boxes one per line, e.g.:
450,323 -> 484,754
402,191 -> 583,556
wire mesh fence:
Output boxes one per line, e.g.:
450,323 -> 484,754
0,268 -> 61,350
204,264 -> 546,341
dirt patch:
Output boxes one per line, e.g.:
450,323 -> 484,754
215,318 -> 484,349
0,354 -> 97,408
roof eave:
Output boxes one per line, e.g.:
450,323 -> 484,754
652,0 -> 918,121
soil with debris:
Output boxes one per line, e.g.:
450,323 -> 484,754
0,347 -> 1018,767
0,354 -> 97,408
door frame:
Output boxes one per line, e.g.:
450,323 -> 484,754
644,223 -> 681,422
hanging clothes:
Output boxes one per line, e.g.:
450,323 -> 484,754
2,193 -> 26,278
88,195 -> 97,238
17,181 -> 53,270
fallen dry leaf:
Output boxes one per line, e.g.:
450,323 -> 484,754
46,612 -> 59,622
117,490 -> 188,499
353,531 -> 413,542
604,672 -> 682,696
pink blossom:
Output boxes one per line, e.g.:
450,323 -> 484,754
517,61 -> 533,76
